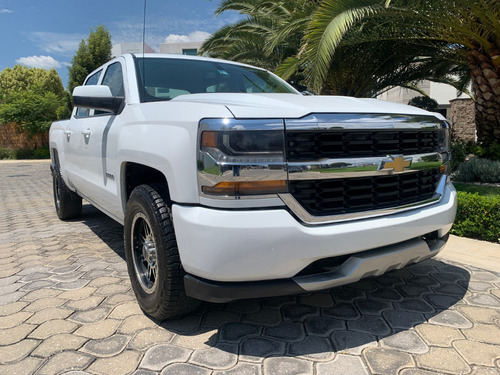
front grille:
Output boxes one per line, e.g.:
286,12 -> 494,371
289,169 -> 441,217
286,130 -> 441,161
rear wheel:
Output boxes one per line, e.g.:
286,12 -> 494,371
124,184 -> 200,320
52,165 -> 82,220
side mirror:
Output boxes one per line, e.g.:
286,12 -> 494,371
72,85 -> 124,114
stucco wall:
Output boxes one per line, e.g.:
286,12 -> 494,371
449,98 -> 476,141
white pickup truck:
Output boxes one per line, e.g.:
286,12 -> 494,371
50,53 -> 457,320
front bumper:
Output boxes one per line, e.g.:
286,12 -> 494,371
172,182 -> 456,300
184,233 -> 449,303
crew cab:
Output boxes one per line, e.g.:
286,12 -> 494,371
50,53 -> 456,320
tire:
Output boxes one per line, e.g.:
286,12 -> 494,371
52,165 -> 82,220
124,184 -> 200,320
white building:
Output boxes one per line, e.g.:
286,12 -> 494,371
159,41 -> 203,56
377,80 -> 470,119
111,42 -> 155,57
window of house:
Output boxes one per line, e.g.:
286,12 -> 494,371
182,49 -> 197,56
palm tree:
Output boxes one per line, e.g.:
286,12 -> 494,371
203,0 -> 469,97
200,0 -> 317,71
281,0 -> 500,144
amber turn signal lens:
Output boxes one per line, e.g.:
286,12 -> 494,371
202,180 -> 287,196
201,131 -> 218,148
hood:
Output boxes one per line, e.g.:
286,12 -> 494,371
172,93 -> 441,120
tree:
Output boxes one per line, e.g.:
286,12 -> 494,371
408,96 -> 439,112
278,0 -> 500,144
0,90 -> 64,136
0,65 -> 69,138
206,0 -> 500,144
67,25 -> 112,93
0,65 -> 65,97
202,0 -> 468,97
200,0 -> 317,72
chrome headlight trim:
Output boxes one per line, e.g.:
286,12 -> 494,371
197,118 -> 287,200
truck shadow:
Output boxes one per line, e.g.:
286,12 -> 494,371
81,203 -> 125,260
79,203 -> 471,358
162,260 -> 470,359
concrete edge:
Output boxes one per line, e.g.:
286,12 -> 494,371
436,235 -> 500,273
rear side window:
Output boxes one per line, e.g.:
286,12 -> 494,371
76,70 -> 102,118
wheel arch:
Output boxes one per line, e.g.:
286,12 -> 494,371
121,162 -> 172,212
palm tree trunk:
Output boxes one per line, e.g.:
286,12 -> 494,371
468,48 -> 500,145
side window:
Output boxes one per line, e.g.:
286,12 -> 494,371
102,62 -> 124,97
94,62 -> 124,116
75,70 -> 102,118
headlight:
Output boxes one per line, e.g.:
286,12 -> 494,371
198,119 -> 287,198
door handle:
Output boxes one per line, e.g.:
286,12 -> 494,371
81,129 -> 91,136
64,130 -> 72,135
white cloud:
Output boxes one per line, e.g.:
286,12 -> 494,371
29,32 -> 84,56
15,55 -> 66,69
0,9 -> 12,14
164,31 -> 211,44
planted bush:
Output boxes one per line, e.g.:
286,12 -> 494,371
0,147 -> 13,159
451,192 -> 500,243
454,157 -> 500,183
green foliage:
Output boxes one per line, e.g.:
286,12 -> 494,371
454,157 -> 500,184
454,182 -> 500,197
451,192 -> 500,243
0,65 -> 69,137
0,148 -> 14,159
407,96 -> 439,112
450,140 -> 475,171
469,142 -> 500,161
0,90 -> 65,136
33,147 -> 50,159
0,65 -> 65,97
13,148 -> 36,159
67,25 -> 112,93
0,147 -> 49,160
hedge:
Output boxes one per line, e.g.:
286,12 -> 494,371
451,191 -> 500,243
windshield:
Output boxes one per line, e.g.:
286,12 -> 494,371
135,57 -> 297,102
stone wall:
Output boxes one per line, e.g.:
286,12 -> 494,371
449,98 -> 476,141
0,122 -> 48,149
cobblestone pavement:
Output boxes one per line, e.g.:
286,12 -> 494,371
1,161 -> 500,375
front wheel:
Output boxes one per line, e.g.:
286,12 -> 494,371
124,184 -> 200,320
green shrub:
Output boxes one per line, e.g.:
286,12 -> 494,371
13,148 -> 35,159
408,96 -> 439,112
451,140 -> 475,172
451,192 -> 500,243
454,157 -> 500,183
470,142 -> 500,161
33,147 -> 50,159
0,147 -> 14,159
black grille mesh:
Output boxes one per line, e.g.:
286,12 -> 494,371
289,169 -> 441,217
286,130 -> 440,161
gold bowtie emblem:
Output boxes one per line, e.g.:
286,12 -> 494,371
379,155 -> 412,173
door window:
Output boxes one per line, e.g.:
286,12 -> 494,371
76,70 -> 102,118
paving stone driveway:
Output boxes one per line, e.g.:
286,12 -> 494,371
0,160 -> 500,375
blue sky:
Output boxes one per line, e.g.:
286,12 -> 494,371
0,0 -> 239,87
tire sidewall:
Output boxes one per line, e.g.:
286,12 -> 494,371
124,187 -> 168,315
52,168 -> 62,216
